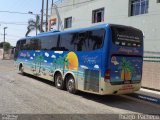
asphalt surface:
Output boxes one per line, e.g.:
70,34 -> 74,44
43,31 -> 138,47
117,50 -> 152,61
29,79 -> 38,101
0,60 -> 160,114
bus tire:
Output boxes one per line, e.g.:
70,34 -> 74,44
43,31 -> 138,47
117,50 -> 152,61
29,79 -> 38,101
55,73 -> 65,90
66,75 -> 77,94
19,64 -> 25,75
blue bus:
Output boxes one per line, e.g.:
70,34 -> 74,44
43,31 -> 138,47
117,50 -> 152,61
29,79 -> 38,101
15,24 -> 143,95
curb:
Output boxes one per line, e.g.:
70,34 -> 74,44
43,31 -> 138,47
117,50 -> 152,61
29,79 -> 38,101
126,93 -> 160,105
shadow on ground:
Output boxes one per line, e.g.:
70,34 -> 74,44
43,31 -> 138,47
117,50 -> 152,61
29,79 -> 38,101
20,73 -> 160,115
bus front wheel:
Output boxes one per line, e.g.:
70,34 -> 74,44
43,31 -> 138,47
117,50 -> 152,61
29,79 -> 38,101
66,75 -> 77,94
19,64 -> 25,75
55,73 -> 65,90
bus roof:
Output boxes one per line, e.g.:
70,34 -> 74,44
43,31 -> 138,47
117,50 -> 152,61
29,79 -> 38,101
38,24 -> 109,36
18,23 -> 141,40
18,24 -> 109,40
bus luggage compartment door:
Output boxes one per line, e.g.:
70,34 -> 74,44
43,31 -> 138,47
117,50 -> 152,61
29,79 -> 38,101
84,69 -> 100,92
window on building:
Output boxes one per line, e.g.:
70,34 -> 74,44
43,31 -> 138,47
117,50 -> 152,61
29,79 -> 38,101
64,17 -> 72,29
130,0 -> 149,16
92,8 -> 104,23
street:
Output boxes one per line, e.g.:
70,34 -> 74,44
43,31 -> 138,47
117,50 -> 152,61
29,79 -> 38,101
0,60 -> 159,114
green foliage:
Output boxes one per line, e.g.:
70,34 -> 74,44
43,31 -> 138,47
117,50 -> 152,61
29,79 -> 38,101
52,55 -> 70,70
25,15 -> 44,36
0,42 -> 11,51
0,42 -> 3,48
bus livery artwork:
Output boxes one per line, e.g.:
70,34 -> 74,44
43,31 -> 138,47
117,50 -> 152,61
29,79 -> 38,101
110,25 -> 143,85
15,24 -> 143,95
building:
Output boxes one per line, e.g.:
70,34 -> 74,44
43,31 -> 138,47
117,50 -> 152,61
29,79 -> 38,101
50,0 -> 160,53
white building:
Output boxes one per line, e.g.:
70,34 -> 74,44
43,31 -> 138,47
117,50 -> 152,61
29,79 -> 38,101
50,0 -> 160,52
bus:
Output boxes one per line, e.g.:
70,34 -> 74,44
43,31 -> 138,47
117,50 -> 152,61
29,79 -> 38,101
15,24 -> 143,95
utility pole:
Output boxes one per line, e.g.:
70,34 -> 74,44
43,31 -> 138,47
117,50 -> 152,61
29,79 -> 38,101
52,0 -> 53,6
3,27 -> 8,60
41,0 -> 44,32
46,0 -> 49,32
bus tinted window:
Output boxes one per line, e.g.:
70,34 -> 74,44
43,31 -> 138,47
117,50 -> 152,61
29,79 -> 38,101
76,29 -> 105,51
16,40 -> 21,50
60,33 -> 77,51
17,29 -> 105,51
77,31 -> 88,51
88,29 -> 105,50
30,38 -> 41,50
23,39 -> 30,50
111,26 -> 143,47
20,39 -> 26,50
40,35 -> 58,50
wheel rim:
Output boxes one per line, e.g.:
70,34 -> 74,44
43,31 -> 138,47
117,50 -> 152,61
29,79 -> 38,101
56,76 -> 62,87
68,79 -> 74,91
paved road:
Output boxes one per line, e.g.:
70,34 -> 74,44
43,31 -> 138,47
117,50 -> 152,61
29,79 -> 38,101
0,60 -> 159,114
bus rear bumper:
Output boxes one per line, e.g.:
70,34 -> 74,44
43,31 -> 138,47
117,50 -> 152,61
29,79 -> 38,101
99,83 -> 141,95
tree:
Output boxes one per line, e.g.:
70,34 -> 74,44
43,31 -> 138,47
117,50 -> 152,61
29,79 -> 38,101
0,42 -> 3,48
25,15 -> 44,36
4,42 -> 11,52
0,42 -> 11,52
119,58 -> 134,81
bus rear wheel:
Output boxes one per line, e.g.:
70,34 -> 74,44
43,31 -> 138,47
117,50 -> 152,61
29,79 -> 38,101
66,75 -> 77,94
55,73 -> 65,90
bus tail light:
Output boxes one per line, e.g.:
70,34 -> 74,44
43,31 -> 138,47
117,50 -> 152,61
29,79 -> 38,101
104,70 -> 110,82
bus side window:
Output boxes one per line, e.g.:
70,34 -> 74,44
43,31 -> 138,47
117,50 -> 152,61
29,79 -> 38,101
76,29 -> 104,51
88,29 -> 104,50
16,41 -> 21,50
60,33 -> 77,51
24,39 -> 31,50
20,39 -> 26,50
30,38 -> 41,50
14,40 -> 21,59
77,32 -> 88,51
41,35 -> 59,50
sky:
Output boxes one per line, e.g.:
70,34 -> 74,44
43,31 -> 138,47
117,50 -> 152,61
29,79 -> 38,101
0,0 -> 53,46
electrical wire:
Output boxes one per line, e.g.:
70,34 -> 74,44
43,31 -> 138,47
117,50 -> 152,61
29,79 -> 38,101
0,21 -> 28,25
0,10 -> 40,16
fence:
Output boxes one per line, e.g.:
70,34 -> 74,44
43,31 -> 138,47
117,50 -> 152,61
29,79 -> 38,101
142,56 -> 160,91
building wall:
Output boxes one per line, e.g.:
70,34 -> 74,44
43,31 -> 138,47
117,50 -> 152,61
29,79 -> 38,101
50,0 -> 160,52
0,49 -> 3,59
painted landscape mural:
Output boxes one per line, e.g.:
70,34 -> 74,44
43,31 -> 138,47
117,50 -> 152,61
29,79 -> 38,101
110,56 -> 143,83
16,50 -> 101,83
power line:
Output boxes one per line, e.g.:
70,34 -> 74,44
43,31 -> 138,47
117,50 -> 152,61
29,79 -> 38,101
52,0 -> 97,9
43,0 -> 97,11
0,21 -> 27,26
0,10 -> 40,16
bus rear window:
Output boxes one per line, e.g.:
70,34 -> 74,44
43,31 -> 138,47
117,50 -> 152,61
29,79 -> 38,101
111,25 -> 143,47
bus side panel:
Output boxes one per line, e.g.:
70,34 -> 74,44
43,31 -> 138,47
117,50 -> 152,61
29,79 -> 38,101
76,51 -> 102,93
16,50 -> 103,94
